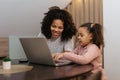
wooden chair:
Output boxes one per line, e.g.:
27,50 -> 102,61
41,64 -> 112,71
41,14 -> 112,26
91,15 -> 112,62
69,71 -> 101,80
85,71 -> 101,80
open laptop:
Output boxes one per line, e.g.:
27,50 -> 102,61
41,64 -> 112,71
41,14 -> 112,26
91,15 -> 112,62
19,37 -> 71,66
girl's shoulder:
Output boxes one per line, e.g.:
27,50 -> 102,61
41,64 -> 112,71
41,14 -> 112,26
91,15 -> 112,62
87,44 -> 100,50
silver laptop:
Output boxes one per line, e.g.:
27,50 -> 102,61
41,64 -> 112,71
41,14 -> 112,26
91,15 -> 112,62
19,37 -> 71,66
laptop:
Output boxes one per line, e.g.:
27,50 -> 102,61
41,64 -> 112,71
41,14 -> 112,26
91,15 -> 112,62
19,37 -> 72,66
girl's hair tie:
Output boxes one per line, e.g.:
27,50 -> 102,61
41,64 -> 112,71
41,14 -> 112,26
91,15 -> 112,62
91,23 -> 95,28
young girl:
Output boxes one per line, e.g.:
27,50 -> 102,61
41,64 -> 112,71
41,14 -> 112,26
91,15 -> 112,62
55,23 -> 107,80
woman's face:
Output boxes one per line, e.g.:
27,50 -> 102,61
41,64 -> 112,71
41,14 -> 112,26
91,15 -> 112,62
77,27 -> 93,47
50,19 -> 64,39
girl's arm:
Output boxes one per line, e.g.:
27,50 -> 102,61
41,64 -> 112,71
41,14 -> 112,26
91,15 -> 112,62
63,45 -> 100,64
54,46 -> 80,62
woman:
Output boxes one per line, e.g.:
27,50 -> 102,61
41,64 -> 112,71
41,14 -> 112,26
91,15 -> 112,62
38,7 -> 77,57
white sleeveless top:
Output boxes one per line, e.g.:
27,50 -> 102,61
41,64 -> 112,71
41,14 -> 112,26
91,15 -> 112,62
37,32 -> 74,53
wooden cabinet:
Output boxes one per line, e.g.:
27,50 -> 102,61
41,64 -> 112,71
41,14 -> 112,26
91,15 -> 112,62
0,38 -> 9,58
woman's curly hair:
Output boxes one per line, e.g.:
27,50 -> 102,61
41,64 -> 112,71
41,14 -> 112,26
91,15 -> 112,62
41,8 -> 77,42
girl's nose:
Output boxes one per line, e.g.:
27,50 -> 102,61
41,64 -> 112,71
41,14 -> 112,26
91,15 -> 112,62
78,35 -> 80,39
78,36 -> 81,40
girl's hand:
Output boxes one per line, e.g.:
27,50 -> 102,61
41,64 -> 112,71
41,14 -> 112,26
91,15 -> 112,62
54,53 -> 64,63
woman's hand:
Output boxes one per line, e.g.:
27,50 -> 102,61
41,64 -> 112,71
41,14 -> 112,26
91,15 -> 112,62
52,53 -> 63,63
51,53 -> 58,58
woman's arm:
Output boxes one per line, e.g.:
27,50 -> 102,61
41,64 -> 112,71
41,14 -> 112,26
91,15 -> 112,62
64,38 -> 74,52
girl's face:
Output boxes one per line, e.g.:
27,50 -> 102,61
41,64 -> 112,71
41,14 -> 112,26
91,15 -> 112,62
77,27 -> 93,47
50,19 -> 64,39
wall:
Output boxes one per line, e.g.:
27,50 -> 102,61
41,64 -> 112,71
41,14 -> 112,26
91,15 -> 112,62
0,0 -> 71,59
0,0 -> 71,37
103,0 -> 120,80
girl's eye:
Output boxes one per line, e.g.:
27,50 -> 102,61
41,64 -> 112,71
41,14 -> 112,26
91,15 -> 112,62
78,33 -> 83,37
81,34 -> 83,37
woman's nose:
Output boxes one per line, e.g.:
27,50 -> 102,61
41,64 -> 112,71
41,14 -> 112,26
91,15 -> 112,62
54,28 -> 59,31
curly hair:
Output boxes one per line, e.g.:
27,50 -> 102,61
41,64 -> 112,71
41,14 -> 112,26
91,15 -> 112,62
41,8 -> 77,42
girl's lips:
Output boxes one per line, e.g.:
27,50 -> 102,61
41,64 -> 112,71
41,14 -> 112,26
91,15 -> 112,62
78,40 -> 81,42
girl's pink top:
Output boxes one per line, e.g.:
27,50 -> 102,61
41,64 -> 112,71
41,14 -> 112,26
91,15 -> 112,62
63,43 -> 107,80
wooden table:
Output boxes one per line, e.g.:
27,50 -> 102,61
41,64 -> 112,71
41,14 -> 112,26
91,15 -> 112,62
0,60 -> 93,80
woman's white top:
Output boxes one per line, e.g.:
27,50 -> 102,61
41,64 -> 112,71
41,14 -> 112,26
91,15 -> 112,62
37,32 -> 74,53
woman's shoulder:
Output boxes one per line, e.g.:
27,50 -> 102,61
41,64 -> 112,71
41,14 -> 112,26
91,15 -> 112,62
37,32 -> 46,38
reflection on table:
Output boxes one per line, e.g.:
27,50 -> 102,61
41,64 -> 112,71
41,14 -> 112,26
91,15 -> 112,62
0,60 -> 93,80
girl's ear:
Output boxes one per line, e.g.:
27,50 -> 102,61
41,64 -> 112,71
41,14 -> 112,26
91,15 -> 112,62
89,33 -> 93,40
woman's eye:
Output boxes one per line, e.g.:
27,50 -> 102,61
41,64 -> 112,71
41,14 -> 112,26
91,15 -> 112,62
52,25 -> 56,28
58,27 -> 63,29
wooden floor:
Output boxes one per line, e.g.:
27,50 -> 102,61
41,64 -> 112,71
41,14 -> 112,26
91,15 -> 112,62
0,37 -> 9,58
